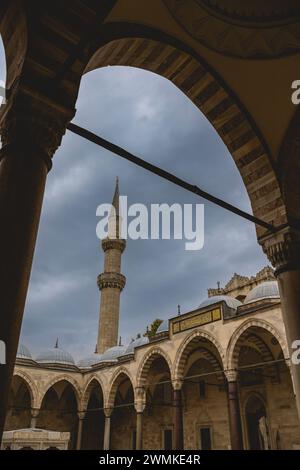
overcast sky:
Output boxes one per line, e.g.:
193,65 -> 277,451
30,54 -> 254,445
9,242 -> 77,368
0,41 -> 268,361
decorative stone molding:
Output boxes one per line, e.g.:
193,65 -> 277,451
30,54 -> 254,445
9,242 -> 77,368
208,266 -> 275,297
259,227 -> 300,276
163,0 -> 300,59
102,238 -> 126,253
97,272 -> 126,291
0,90 -> 75,171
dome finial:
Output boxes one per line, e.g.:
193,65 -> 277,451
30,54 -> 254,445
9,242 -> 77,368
94,344 -> 98,354
55,338 -> 59,349
119,336 -> 122,346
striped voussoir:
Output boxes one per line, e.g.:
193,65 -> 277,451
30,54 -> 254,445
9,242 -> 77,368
86,37 -> 287,236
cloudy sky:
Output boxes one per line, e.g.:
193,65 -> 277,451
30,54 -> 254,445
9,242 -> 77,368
0,41 -> 268,361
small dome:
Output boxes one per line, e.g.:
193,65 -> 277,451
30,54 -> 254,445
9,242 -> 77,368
124,336 -> 149,355
99,345 -> 127,362
17,344 -> 32,360
156,320 -> 169,333
36,347 -> 75,366
199,295 -> 242,310
77,354 -> 104,368
245,281 -> 279,304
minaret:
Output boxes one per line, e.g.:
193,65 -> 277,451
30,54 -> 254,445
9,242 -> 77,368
97,178 -> 126,353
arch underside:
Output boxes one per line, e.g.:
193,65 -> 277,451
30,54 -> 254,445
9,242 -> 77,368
86,36 -> 287,236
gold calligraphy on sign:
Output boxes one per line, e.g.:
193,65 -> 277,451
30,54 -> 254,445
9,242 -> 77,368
172,307 -> 221,334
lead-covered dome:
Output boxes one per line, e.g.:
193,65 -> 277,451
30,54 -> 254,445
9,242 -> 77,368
17,344 -> 32,360
36,346 -> 75,366
199,295 -> 242,310
124,336 -> 149,355
77,354 -> 104,368
99,345 -> 126,363
244,281 -> 279,304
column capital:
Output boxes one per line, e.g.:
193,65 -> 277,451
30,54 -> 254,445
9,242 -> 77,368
104,407 -> 113,418
225,369 -> 238,382
31,408 -> 40,418
259,226 -> 300,276
0,89 -> 75,171
77,410 -> 86,420
172,379 -> 183,391
135,386 -> 146,413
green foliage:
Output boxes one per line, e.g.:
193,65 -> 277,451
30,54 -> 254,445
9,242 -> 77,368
144,318 -> 163,338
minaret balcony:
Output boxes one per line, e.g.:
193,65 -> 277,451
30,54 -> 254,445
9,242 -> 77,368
97,272 -> 126,291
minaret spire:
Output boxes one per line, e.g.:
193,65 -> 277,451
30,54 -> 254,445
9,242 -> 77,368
97,178 -> 126,353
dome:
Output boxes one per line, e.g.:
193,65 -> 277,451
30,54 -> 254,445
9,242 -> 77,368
99,345 -> 127,363
124,336 -> 149,355
244,281 -> 279,304
36,347 -> 75,366
17,344 -> 32,360
77,354 -> 104,368
156,320 -> 169,333
199,295 -> 242,310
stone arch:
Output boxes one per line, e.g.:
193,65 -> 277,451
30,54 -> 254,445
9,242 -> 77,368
173,329 -> 225,381
226,318 -> 289,370
0,1 -> 28,90
107,367 -> 135,409
137,347 -> 173,387
38,375 -> 82,410
81,375 -> 105,411
84,28 -> 287,236
12,371 -> 39,409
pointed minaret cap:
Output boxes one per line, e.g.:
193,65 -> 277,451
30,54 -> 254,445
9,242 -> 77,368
55,338 -> 59,349
112,176 -> 120,216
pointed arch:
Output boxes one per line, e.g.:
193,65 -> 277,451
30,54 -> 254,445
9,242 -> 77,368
107,367 -> 135,409
226,318 -> 289,370
12,370 -> 39,409
137,347 -> 173,387
173,329 -> 225,381
84,30 -> 287,236
38,375 -> 82,410
81,375 -> 105,411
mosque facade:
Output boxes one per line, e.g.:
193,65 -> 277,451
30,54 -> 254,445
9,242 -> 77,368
2,182 -> 300,450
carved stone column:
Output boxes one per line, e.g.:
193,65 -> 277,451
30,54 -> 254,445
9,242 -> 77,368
135,387 -> 146,450
30,408 -> 40,429
225,370 -> 243,450
0,91 -> 74,440
260,227 -> 300,418
103,408 -> 113,450
173,380 -> 184,450
76,411 -> 86,450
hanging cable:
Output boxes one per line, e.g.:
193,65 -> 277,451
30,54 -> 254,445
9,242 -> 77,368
67,122 -> 278,233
